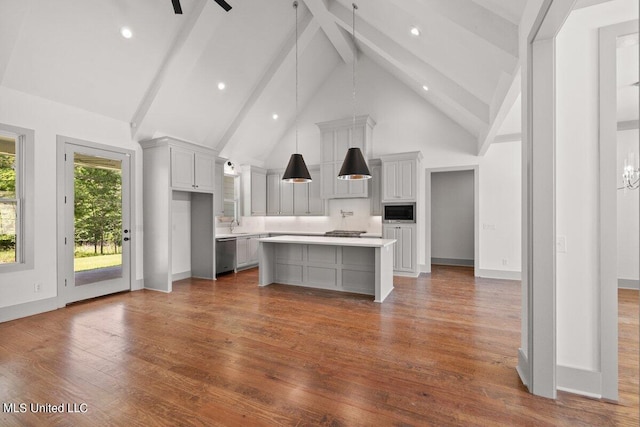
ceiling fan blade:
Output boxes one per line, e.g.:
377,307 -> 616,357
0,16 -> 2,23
213,0 -> 232,12
172,0 -> 183,14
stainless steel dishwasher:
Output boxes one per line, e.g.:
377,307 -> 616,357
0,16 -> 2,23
216,238 -> 236,275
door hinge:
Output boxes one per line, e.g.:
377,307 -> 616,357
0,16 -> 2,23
65,279 -> 67,287
64,153 -> 67,161
64,196 -> 67,204
65,237 -> 67,245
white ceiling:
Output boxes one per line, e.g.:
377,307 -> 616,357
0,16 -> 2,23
0,0 -> 528,163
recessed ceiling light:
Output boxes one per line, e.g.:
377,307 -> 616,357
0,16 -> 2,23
410,26 -> 421,37
272,113 -> 279,120
120,27 -> 133,39
217,82 -> 226,90
422,85 -> 429,91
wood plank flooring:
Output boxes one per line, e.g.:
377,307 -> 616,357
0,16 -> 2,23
0,266 -> 637,426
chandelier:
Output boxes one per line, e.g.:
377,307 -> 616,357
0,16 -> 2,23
619,153 -> 639,190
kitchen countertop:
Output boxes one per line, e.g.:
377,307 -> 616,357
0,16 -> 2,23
216,231 -> 382,240
258,235 -> 395,248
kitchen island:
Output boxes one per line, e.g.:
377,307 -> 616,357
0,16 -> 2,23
258,235 -> 396,303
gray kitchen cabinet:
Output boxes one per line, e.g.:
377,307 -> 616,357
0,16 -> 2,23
293,166 -> 324,215
317,115 -> 375,199
381,152 -> 423,203
267,171 -> 294,215
369,159 -> 382,216
236,234 -> 261,270
170,146 -> 215,193
383,223 -> 416,274
241,165 -> 267,216
140,137 -> 219,292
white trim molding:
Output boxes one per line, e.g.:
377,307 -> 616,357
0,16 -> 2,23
0,297 -> 58,323
517,348 -> 530,388
618,279 -> 640,290
478,269 -> 522,280
425,165 -> 480,277
556,365 -> 602,399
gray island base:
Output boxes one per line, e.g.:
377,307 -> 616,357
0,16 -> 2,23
258,235 -> 396,303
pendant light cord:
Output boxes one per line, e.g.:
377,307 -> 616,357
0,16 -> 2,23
294,1 -> 299,155
352,3 -> 357,138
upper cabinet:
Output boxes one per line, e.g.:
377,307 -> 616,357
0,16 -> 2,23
170,145 -> 215,193
267,166 -> 325,216
317,115 -> 375,199
293,166 -> 324,216
380,152 -> 423,203
369,159 -> 382,216
267,171 -> 294,216
141,137 -> 218,195
240,165 -> 267,216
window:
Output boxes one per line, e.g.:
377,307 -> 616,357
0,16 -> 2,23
222,174 -> 239,222
0,123 -> 33,273
0,132 -> 20,265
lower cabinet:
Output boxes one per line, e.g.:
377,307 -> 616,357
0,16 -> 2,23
383,224 -> 416,274
236,234 -> 265,270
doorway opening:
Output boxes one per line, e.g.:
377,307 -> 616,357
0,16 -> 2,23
425,166 -> 479,276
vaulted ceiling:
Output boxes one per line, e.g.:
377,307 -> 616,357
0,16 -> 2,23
0,0 -> 527,163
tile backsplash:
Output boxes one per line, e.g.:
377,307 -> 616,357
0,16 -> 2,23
215,198 -> 382,234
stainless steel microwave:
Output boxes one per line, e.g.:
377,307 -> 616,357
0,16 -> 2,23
382,203 -> 416,223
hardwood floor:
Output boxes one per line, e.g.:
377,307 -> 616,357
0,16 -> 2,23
0,266 -> 637,426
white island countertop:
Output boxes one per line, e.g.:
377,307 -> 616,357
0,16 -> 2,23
258,235 -> 395,248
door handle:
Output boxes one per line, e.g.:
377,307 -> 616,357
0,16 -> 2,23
124,237 -> 130,242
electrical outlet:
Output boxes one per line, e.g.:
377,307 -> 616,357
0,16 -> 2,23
556,236 -> 567,253
33,283 -> 42,293
502,259 -> 508,266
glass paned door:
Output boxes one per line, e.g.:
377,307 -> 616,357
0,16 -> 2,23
64,144 -> 131,303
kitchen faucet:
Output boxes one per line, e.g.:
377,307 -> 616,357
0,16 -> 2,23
229,219 -> 238,233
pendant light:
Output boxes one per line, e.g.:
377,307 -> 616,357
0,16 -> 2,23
337,3 -> 371,181
282,1 -> 312,183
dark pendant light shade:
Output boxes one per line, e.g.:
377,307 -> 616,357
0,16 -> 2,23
337,147 -> 371,180
283,153 -> 312,183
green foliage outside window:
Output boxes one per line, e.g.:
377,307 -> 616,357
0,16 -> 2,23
74,165 -> 122,256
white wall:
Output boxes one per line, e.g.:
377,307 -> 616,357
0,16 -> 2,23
555,0 -> 638,372
617,128 -> 639,282
0,86 -> 143,309
431,170 -> 474,263
479,141 -> 522,273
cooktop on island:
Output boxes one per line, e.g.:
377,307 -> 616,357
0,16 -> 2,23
324,230 -> 366,238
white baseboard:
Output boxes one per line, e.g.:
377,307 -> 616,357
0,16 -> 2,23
431,258 -> 474,267
516,348 -> 530,388
478,269 -> 521,280
618,279 -> 639,290
393,271 -> 420,278
172,271 -> 191,281
419,264 -> 431,274
0,297 -> 58,323
132,278 -> 144,291
556,365 -> 602,398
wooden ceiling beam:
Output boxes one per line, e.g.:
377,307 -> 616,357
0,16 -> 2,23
329,0 -> 490,127
302,0 -> 356,64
